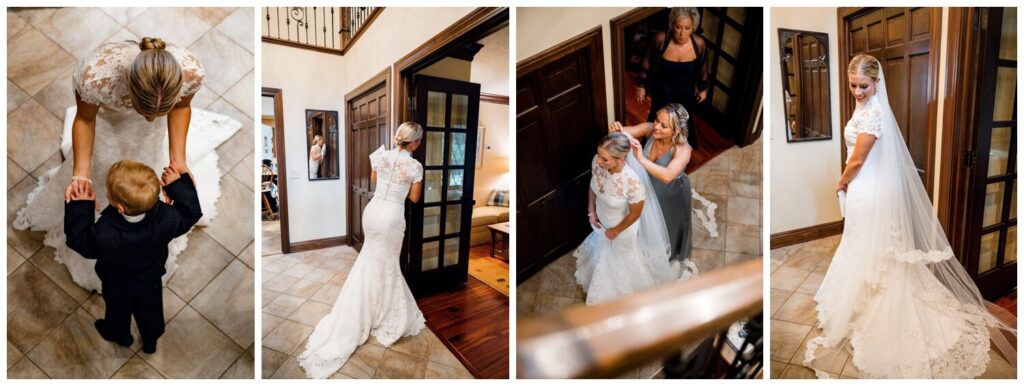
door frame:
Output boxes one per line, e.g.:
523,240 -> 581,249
262,87 -> 291,254
392,7 -> 508,125
610,7 -> 663,124
837,7 -> 942,192
344,67 -> 392,250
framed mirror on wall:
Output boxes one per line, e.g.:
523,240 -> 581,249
306,109 -> 340,180
778,28 -> 832,142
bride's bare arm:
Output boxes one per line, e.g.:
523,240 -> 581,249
838,133 -> 877,191
67,91 -> 100,200
638,143 -> 691,184
588,187 -> 601,228
606,200 -> 644,239
167,94 -> 193,173
407,181 -> 423,203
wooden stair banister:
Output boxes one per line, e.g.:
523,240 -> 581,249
517,259 -> 763,379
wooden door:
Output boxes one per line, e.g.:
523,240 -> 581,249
347,84 -> 388,250
695,7 -> 763,146
839,8 -> 941,192
404,74 -> 480,294
516,28 -> 607,281
963,7 -> 1017,298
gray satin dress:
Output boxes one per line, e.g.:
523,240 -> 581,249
643,136 -> 693,262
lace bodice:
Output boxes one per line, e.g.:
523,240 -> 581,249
590,155 -> 645,204
844,96 -> 884,159
73,41 -> 204,111
370,146 -> 423,203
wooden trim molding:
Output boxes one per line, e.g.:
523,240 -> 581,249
393,7 -> 509,124
610,8 -> 663,123
937,7 -> 979,252
341,7 -> 384,55
480,92 -> 509,105
261,36 -> 344,56
262,87 -> 291,254
290,236 -> 351,253
770,220 -> 844,250
346,67 -> 391,104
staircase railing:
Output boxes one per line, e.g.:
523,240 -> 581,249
261,7 -> 382,55
517,259 -> 764,379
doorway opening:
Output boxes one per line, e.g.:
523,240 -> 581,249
262,87 -> 290,255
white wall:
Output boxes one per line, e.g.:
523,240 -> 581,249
517,7 -> 633,123
472,26 -> 509,95
474,102 -> 510,205
769,8 -> 844,234
261,42 -> 347,243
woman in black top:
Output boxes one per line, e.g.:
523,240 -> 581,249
637,7 -> 709,148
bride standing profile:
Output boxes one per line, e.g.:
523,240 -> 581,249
298,122 -> 426,379
805,54 -> 1017,378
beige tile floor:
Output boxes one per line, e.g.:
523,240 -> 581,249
7,7 -> 255,379
260,224 -> 474,379
516,139 -> 763,378
769,235 -> 1016,379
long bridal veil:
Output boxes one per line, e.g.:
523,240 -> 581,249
623,135 -> 677,285
806,66 -> 1016,377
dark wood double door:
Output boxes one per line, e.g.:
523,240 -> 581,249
516,29 -> 607,281
347,83 -> 389,250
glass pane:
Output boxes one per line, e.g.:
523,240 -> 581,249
722,23 -> 742,58
702,10 -> 719,45
988,127 -> 1011,176
426,91 -> 447,128
717,58 -> 735,88
424,170 -> 443,203
1006,226 -> 1017,263
999,7 -> 1016,61
712,85 -> 729,113
445,204 -> 462,235
993,67 -> 1016,122
727,7 -> 746,25
1011,181 -> 1016,220
443,237 -> 459,267
425,132 -> 445,166
451,94 -> 469,129
449,132 -> 467,166
447,169 -> 464,200
422,241 -> 439,271
979,231 -> 1000,273
984,182 -> 1006,227
423,206 -> 441,238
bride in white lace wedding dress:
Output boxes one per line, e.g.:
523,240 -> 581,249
299,123 -> 427,379
575,133 -> 676,305
805,54 -> 1017,378
13,38 -> 240,293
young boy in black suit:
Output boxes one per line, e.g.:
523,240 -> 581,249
64,160 -> 202,354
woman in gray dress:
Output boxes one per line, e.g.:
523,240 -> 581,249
611,103 -> 696,273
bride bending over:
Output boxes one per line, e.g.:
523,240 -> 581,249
805,54 -> 1016,378
574,132 -> 676,305
299,123 -> 426,378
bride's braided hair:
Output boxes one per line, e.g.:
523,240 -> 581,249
848,54 -> 881,80
394,122 -> 423,147
599,132 -> 631,159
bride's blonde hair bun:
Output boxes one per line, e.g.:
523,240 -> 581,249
394,122 -> 424,147
129,36 -> 182,117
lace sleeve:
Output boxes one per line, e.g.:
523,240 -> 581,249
625,172 -> 645,204
172,46 -> 205,98
408,160 -> 423,184
854,102 -> 884,138
73,42 -> 129,107
368,145 -> 386,172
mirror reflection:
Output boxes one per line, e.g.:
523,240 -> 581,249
778,28 -> 832,142
306,109 -> 339,180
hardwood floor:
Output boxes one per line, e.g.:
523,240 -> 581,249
994,290 -> 1017,316
416,276 -> 509,379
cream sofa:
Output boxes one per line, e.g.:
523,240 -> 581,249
470,205 -> 510,246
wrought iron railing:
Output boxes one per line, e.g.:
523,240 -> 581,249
261,7 -> 382,55
517,259 -> 764,379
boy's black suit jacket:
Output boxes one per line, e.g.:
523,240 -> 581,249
64,174 -> 203,282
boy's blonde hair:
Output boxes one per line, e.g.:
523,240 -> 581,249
107,160 -> 161,216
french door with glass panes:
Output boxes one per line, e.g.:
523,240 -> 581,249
403,75 -> 480,294
696,7 -> 762,145
965,7 -> 1016,299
